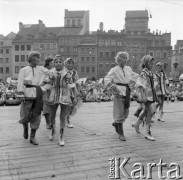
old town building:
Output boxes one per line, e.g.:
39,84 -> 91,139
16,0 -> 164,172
170,40 -> 183,81
0,32 -> 16,82
1,9 -> 173,81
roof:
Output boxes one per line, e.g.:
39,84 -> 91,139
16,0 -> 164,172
65,10 -> 86,18
126,10 -> 148,19
6,32 -> 16,39
34,27 -> 64,39
58,27 -> 82,36
19,24 -> 40,37
14,24 -> 40,40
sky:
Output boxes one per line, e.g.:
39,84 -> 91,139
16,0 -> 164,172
0,0 -> 183,46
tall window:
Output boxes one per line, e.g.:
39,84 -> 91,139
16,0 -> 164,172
72,19 -> 76,27
6,67 -> 9,73
0,58 -> 3,63
92,67 -> 95,73
15,45 -> 19,51
21,55 -> 25,62
15,55 -> 19,62
60,47 -> 64,52
15,66 -> 19,73
6,49 -> 9,54
105,52 -> 109,58
99,40 -> 104,46
53,43 -> 57,49
111,40 -> 116,46
6,58 -> 9,63
21,45 -> 25,51
0,67 -> 3,73
26,45 -> 31,51
163,52 -> 167,58
77,19 -> 81,26
0,49 -> 3,54
47,43 -> 50,50
156,51 -> 161,58
117,41 -> 122,46
100,52 -> 103,57
99,63 -> 103,70
105,40 -> 110,46
111,51 -> 115,58
149,51 -> 154,57
73,47 -> 77,52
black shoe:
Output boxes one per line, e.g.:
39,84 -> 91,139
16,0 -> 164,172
23,124 -> 28,139
30,138 -> 39,145
112,122 -> 119,134
119,134 -> 126,141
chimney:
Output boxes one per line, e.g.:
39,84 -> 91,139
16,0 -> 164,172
19,22 -> 23,31
99,22 -> 103,32
38,20 -> 45,32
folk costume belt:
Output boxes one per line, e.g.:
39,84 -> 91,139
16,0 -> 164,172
115,83 -> 131,109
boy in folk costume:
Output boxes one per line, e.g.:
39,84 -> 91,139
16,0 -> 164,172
132,55 -> 157,141
17,51 -> 52,145
104,51 -> 138,141
47,55 -> 77,146
154,62 -> 169,122
64,57 -> 79,128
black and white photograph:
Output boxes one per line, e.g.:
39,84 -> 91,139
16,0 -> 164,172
0,0 -> 183,179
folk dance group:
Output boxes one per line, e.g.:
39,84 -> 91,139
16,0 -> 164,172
17,50 -> 168,147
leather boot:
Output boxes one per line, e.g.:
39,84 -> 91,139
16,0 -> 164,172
112,122 -> 119,134
30,129 -> 39,145
118,123 -> 126,141
145,125 -> 155,141
132,119 -> 143,133
59,128 -> 65,146
49,124 -> 56,141
23,123 -> 29,139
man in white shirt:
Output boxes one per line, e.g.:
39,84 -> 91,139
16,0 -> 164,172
104,51 -> 138,141
17,51 -> 52,145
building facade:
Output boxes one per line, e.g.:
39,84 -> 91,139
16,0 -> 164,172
0,32 -> 16,82
170,40 -> 183,81
1,9 -> 173,81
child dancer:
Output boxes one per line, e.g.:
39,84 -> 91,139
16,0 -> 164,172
64,57 -> 79,128
154,62 -> 169,122
104,51 -> 138,141
47,55 -> 77,146
42,57 -> 54,129
132,55 -> 157,141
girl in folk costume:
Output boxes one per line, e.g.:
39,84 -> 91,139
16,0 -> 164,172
42,57 -> 54,129
154,62 -> 169,122
104,51 -> 138,141
132,55 -> 157,141
47,55 -> 77,146
64,57 -> 79,128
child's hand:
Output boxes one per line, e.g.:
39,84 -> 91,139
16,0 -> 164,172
73,97 -> 78,105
